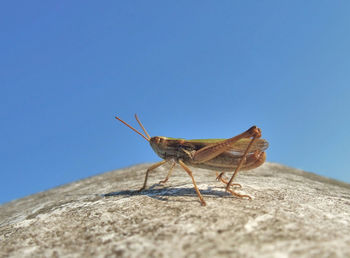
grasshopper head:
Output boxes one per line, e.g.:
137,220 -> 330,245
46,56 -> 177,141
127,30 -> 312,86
149,136 -> 167,159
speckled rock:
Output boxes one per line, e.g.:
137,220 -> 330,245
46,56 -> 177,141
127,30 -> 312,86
1,162 -> 350,257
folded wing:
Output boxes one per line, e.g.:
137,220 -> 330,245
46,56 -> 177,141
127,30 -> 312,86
228,138 -> 269,155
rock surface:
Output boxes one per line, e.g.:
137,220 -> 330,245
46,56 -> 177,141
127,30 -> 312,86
1,162 -> 350,257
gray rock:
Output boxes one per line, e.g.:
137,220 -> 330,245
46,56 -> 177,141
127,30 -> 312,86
1,162 -> 350,257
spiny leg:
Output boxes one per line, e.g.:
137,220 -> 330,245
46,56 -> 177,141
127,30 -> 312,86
159,161 -> 176,184
216,172 -> 224,181
225,186 -> 252,200
190,125 -> 261,199
139,160 -> 167,191
219,149 -> 266,199
216,171 -> 251,199
215,172 -> 242,188
178,159 -> 206,206
217,150 -> 264,184
226,136 -> 258,192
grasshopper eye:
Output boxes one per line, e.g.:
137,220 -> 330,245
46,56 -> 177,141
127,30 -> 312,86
151,136 -> 161,144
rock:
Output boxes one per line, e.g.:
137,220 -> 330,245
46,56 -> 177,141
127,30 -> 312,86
1,162 -> 350,257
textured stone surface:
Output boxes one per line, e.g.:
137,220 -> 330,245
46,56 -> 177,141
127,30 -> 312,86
1,162 -> 350,257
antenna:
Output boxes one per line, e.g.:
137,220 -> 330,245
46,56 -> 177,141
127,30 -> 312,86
115,115 -> 150,141
135,114 -> 151,139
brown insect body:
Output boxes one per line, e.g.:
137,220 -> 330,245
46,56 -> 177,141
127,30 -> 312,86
149,136 -> 267,171
115,115 -> 269,206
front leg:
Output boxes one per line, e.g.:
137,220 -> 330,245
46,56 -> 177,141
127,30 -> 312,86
139,160 -> 167,191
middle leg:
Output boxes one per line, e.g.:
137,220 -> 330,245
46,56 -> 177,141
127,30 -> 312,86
178,159 -> 206,206
159,161 -> 176,184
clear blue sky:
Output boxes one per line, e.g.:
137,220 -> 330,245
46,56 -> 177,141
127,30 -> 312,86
1,1 -> 350,204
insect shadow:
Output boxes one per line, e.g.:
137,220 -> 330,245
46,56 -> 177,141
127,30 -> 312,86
102,183 -> 236,203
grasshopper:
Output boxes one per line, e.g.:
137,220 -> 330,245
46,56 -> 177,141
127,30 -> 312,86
115,114 -> 268,206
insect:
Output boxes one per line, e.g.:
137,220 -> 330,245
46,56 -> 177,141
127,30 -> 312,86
115,114 -> 268,206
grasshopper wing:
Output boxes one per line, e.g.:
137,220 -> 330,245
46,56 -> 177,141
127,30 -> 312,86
228,138 -> 269,155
